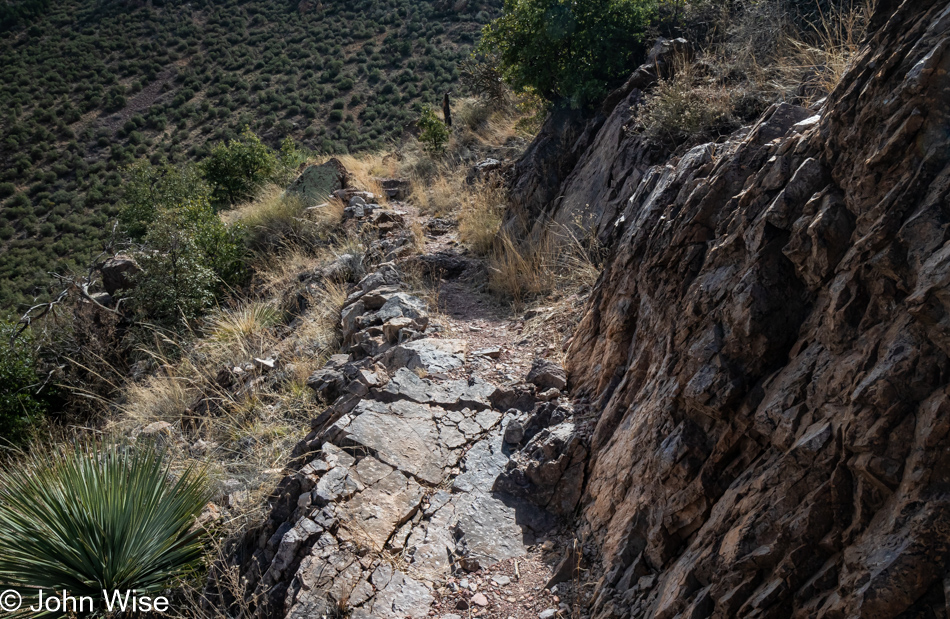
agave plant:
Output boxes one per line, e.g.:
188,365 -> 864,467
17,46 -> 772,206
0,442 -> 211,617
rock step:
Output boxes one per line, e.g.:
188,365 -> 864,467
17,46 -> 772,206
229,262 -> 576,619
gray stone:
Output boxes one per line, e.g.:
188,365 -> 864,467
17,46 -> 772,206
287,159 -> 347,205
384,338 -> 468,373
339,470 -> 424,550
526,359 -> 567,391
375,292 -> 429,324
504,420 -> 525,444
475,409 -> 502,430
381,368 -> 495,410
313,466 -> 364,506
453,492 -> 527,571
330,399 -> 454,484
453,433 -> 509,494
366,571 -> 434,618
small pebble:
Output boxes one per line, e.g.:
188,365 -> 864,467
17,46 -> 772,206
539,610 -> 558,619
471,592 -> 489,607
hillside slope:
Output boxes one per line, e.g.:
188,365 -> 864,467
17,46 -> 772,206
0,0 -> 498,309
519,0 -> 950,616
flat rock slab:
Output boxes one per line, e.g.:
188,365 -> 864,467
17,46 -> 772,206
384,338 -> 468,373
453,431 -> 510,494
331,399 -> 456,484
453,492 -> 528,571
339,469 -> 424,551
380,367 -> 495,410
361,571 -> 434,619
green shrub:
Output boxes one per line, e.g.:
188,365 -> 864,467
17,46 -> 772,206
132,220 -> 218,323
119,161 -> 209,240
478,0 -> 656,107
0,442 -> 210,613
202,127 -> 280,207
417,105 -> 450,153
0,321 -> 55,444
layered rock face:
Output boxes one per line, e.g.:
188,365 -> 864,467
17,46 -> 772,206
502,39 -> 683,244
561,1 -> 950,617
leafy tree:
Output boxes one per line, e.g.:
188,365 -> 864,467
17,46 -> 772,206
417,105 -> 450,153
119,160 -> 209,240
0,442 -> 210,614
478,0 -> 657,107
202,127 -> 279,208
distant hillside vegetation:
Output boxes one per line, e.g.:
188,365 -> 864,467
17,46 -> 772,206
0,0 -> 500,311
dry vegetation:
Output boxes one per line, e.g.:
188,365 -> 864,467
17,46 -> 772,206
488,227 -> 601,307
638,0 -> 876,147
459,179 -> 507,256
0,5 -> 881,610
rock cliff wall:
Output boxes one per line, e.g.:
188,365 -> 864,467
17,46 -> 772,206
555,1 -> 950,617
502,39 -> 684,244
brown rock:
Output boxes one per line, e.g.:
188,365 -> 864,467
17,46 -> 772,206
100,254 -> 140,295
550,2 -> 950,617
525,359 -> 567,391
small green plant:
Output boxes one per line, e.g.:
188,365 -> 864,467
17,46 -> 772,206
131,219 -> 219,324
120,160 -> 249,308
0,442 -> 210,616
119,161 -> 209,240
417,106 -> 450,154
0,321 -> 55,444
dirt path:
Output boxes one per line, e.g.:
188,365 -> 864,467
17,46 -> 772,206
398,205 -> 592,619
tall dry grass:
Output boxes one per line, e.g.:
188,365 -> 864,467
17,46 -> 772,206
410,166 -> 465,217
779,0 -> 876,103
488,226 -> 600,306
638,57 -> 738,144
458,180 -> 506,256
225,185 -> 345,253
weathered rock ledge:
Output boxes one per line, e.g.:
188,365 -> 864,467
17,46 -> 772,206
215,261 -> 586,618
553,1 -> 950,618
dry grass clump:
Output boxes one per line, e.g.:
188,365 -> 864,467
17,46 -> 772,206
226,186 -> 345,253
206,302 -> 282,347
410,166 -> 466,217
111,267 -> 348,538
778,0 -> 875,103
332,153 -> 398,204
637,0 -> 875,147
459,180 -> 506,256
638,59 -> 739,145
251,246 -> 324,299
489,227 -> 600,307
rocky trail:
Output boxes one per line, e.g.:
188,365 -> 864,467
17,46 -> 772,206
220,179 -> 595,619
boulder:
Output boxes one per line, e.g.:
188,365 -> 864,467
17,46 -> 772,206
525,359 -> 567,391
101,254 -> 140,295
383,338 -> 468,373
375,177 -> 411,201
287,158 -> 348,205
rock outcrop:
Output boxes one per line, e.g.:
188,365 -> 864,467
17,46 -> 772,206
502,38 -> 687,244
553,1 -> 950,617
216,263 -> 571,618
